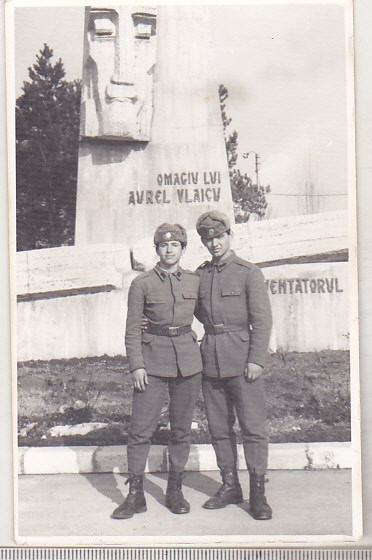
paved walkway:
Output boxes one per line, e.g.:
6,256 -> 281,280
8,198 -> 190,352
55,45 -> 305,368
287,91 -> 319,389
17,470 -> 352,542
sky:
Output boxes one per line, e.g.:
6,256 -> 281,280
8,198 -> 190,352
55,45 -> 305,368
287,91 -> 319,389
14,3 -> 351,218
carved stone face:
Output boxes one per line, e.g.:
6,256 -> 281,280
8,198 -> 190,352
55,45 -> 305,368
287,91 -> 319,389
81,6 -> 157,142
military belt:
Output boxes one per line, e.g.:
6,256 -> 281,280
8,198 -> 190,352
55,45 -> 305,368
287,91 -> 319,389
145,324 -> 192,337
205,324 -> 248,335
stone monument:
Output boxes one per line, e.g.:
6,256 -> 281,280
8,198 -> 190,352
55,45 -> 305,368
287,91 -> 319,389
75,6 -> 234,247
80,6 -> 157,142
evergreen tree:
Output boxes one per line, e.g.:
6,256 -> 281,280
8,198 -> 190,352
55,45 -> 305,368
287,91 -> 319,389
230,169 -> 270,222
218,85 -> 237,169
219,84 -> 270,222
16,44 -> 81,250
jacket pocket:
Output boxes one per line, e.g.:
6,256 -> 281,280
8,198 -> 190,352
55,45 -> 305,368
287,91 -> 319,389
221,287 -> 242,296
142,332 -> 155,344
145,296 -> 166,304
183,291 -> 198,299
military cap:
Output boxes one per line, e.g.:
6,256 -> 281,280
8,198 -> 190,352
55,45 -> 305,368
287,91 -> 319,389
153,223 -> 187,245
196,210 -> 231,239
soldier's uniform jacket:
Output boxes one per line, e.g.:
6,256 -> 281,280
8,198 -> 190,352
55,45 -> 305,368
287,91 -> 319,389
125,265 -> 202,377
195,251 -> 272,377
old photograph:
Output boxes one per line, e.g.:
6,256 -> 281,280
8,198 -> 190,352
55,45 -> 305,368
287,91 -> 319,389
7,0 -> 361,545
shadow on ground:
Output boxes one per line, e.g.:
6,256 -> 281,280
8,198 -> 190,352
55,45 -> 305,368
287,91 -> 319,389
82,473 -> 125,506
82,471 -> 253,515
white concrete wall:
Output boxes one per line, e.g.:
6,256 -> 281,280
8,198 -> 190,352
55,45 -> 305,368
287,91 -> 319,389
16,214 -> 349,361
17,244 -> 131,295
18,290 -> 127,361
16,256 -> 349,362
265,262 -> 349,352
132,210 -> 348,271
17,245 -> 136,361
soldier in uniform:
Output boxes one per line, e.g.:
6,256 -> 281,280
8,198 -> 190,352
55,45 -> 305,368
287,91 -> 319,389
195,210 -> 273,520
112,223 -> 202,519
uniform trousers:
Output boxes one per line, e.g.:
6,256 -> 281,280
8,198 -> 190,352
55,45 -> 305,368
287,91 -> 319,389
128,372 -> 201,474
202,375 -> 268,476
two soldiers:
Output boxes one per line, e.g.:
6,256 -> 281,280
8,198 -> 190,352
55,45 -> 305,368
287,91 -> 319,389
113,211 -> 272,521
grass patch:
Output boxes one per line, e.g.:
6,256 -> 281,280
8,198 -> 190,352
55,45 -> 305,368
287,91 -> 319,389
17,350 -> 351,446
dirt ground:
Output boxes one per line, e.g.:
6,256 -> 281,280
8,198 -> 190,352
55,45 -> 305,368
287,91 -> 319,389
17,350 -> 351,446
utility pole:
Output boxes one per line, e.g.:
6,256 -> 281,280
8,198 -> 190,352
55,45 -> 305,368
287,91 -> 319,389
242,151 -> 260,187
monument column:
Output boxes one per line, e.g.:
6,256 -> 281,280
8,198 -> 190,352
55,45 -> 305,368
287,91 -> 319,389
75,6 -> 234,248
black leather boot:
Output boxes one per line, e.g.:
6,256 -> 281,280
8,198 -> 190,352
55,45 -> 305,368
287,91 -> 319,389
202,469 -> 243,509
111,474 -> 147,519
249,474 -> 272,520
165,472 -> 190,514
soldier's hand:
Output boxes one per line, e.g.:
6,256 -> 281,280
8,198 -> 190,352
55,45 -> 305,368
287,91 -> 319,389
245,362 -> 263,383
141,315 -> 150,331
132,368 -> 148,392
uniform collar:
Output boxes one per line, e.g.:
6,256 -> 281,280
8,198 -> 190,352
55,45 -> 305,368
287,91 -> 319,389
212,251 -> 236,272
154,264 -> 183,281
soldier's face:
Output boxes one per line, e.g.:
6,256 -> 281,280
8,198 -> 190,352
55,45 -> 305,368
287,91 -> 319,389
203,232 -> 232,260
157,241 -> 185,267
